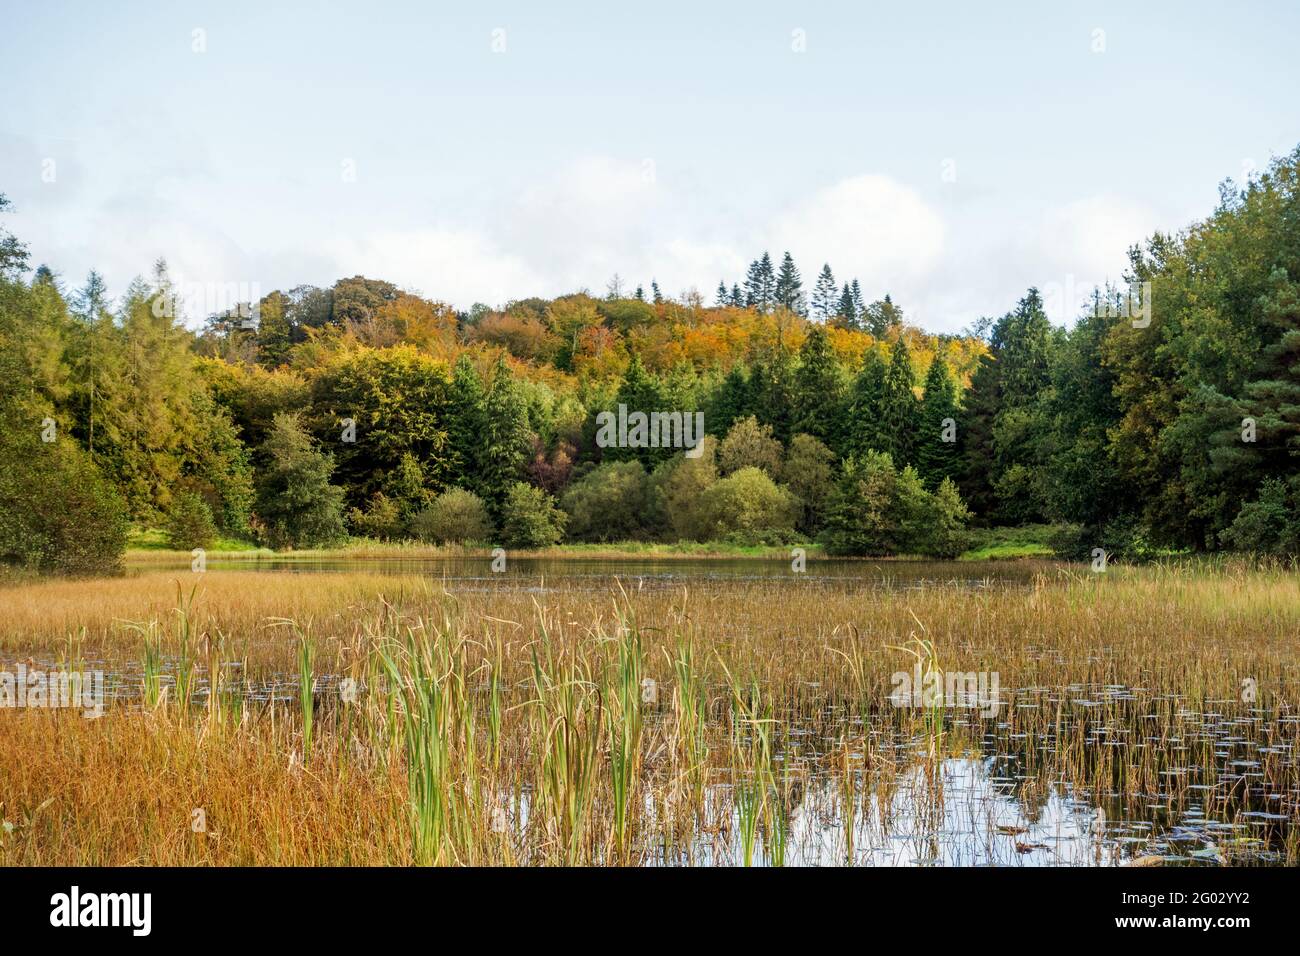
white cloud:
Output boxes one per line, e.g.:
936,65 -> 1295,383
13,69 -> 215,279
766,174 -> 947,291
329,229 -> 547,308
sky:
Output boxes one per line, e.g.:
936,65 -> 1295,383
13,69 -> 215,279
2,0 -> 1298,332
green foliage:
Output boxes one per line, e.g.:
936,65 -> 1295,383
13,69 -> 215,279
793,326 -> 846,451
820,451 -> 971,557
499,481 -> 567,548
648,438 -> 719,541
916,357 -> 960,487
410,487 -> 493,544
308,345 -> 451,507
694,467 -> 797,544
0,426 -> 128,574
718,415 -> 783,478
560,461 -> 649,542
1220,477 -> 1300,555
348,492 -> 405,540
255,413 -> 347,549
479,356 -> 534,512
164,491 -> 217,551
782,433 -> 835,535
845,350 -> 888,460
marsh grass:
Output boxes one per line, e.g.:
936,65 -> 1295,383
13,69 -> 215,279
1,559 -> 1298,866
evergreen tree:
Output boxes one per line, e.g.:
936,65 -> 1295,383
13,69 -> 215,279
729,284 -> 744,307
715,281 -> 729,307
448,353 -> 487,489
836,284 -> 858,328
811,264 -> 838,322
916,356 -> 960,487
479,355 -> 533,515
881,337 -> 920,465
864,294 -> 903,337
774,251 -> 805,316
845,350 -> 888,459
850,279 -> 865,318
651,280 -> 663,305
743,252 -> 777,313
793,326 -> 847,452
709,364 -> 750,435
255,413 -> 347,549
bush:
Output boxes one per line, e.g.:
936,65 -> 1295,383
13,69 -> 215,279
923,478 -> 973,558
1221,478 -> 1300,556
694,467 -> 797,544
410,488 -> 493,544
820,452 -> 972,557
499,481 -> 566,548
0,428 -> 128,574
348,492 -> 405,540
164,491 -> 217,551
647,437 -> 718,540
717,416 -> 782,477
255,413 -> 347,549
782,433 -> 835,535
560,461 -> 648,541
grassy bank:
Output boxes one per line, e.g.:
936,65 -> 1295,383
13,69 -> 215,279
124,526 -> 1076,563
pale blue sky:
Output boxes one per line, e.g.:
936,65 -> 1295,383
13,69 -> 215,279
3,0 -> 1297,330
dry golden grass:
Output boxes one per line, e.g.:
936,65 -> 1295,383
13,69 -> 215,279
1,560 -> 1297,866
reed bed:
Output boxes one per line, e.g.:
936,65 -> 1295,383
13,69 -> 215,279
1,561 -> 1297,866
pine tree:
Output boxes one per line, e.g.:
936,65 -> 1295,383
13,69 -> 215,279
793,326 -> 847,452
479,355 -> 532,516
916,356 -> 960,487
448,353 -> 487,489
846,350 -> 888,459
744,252 -> 777,313
608,352 -> 667,467
651,280 -> 663,305
850,279 -> 865,318
774,251 -> 805,316
836,284 -> 858,328
709,364 -> 750,435
255,413 -> 347,549
729,284 -> 744,307
715,281 -> 729,307
881,337 -> 919,465
811,264 -> 838,322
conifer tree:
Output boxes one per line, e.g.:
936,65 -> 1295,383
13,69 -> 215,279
811,264 -> 838,322
774,251 -> 805,316
916,356 -> 960,487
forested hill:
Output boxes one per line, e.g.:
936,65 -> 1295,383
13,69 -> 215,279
2,146 -> 1298,571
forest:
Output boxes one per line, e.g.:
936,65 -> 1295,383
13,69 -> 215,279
1,146 -> 1298,573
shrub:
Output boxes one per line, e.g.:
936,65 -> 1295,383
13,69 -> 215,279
717,416 -> 783,478
164,491 -> 217,551
410,488 -> 493,544
0,428 -> 128,574
561,461 -> 648,541
348,492 -> 405,540
647,437 -> 718,540
255,413 -> 347,549
1221,478 -> 1300,556
694,467 -> 797,544
499,481 -> 566,548
820,452 -> 972,557
923,478 -> 973,558
782,433 -> 836,535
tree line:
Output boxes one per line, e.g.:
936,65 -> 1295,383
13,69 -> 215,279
1,145 -> 1297,570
